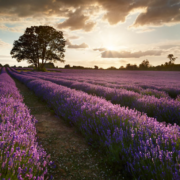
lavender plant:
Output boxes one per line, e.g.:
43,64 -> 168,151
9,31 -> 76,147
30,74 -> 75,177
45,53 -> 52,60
0,68 -> 51,179
18,70 -> 173,99
23,69 -> 180,98
176,95 -> 180,102
8,69 -> 180,180
17,71 -> 180,125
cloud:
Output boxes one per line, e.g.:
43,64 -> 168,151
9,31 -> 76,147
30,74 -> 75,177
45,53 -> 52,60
0,39 -> 11,48
158,44 -> 180,50
57,8 -> 95,32
0,24 -> 26,33
63,33 -> 80,40
100,1 -> 133,25
66,39 -> 88,49
131,1 -> 180,28
101,50 -> 163,58
119,60 -> 127,64
67,35 -> 80,39
131,27 -> 155,33
93,48 -> 106,51
0,0 -> 71,17
98,0 -> 180,27
0,0 -> 179,31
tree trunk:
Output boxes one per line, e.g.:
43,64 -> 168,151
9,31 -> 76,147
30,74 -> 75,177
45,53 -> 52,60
37,59 -> 40,69
41,60 -> 44,68
41,46 -> 46,69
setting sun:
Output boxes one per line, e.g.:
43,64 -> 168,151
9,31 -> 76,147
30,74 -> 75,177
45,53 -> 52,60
106,45 -> 116,51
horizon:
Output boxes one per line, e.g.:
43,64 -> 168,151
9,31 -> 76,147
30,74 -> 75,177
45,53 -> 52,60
0,0 -> 180,68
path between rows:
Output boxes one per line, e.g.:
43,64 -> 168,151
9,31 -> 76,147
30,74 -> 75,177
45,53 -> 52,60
13,78 -> 124,180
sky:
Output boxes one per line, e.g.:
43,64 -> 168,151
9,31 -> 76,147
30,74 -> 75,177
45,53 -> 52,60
0,0 -> 180,69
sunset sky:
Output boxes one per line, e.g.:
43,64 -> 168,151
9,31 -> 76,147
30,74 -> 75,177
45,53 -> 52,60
0,0 -> 180,68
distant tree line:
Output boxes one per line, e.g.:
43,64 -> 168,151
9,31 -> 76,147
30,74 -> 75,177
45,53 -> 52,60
120,54 -> 179,71
3,53 -> 180,71
64,64 -> 94,69
63,54 -> 179,71
0,64 -> 10,67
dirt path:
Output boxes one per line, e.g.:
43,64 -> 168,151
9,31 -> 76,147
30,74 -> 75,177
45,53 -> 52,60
13,78 -> 124,180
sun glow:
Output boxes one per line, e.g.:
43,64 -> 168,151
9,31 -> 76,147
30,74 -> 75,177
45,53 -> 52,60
100,32 -> 119,51
106,45 -> 116,51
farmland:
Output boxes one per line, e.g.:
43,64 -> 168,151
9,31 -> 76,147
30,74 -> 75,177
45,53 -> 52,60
1,67 -> 180,179
0,67 -> 51,179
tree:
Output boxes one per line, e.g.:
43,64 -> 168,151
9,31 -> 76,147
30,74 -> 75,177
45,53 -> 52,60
164,62 -> 170,66
4,64 -> 10,67
10,26 -> 66,70
167,54 -> 177,64
94,65 -> 98,69
107,66 -> 117,70
64,64 -> 71,68
139,59 -> 150,69
126,63 -> 138,70
119,66 -> 124,69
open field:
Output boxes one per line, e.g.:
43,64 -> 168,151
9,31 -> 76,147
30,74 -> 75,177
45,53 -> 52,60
1,67 -> 180,179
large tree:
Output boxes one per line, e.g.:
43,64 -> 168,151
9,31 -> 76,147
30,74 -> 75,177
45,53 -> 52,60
10,26 -> 65,69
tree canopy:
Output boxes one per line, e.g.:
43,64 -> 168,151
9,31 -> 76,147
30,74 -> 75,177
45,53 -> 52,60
10,26 -> 65,70
139,59 -> 150,69
167,54 -> 177,64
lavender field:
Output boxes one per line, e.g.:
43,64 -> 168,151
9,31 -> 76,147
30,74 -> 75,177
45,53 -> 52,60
2,68 -> 180,179
0,68 -> 52,180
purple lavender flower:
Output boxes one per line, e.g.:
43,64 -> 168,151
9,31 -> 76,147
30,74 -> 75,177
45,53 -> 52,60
0,68 -> 51,179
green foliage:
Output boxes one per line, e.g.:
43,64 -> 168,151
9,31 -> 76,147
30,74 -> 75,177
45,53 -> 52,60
64,64 -> 71,68
10,25 -> 66,69
4,64 -> 10,67
126,64 -> 138,70
167,54 -> 177,64
139,59 -> 150,69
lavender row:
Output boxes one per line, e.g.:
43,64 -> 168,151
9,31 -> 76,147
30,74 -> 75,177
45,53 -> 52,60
20,69 -> 180,99
72,78 -> 170,99
79,77 -> 180,99
21,71 -> 180,125
8,69 -> 180,180
0,68 -> 23,100
61,76 -> 180,99
39,73 -> 171,99
19,70 -> 172,99
0,68 -> 51,179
